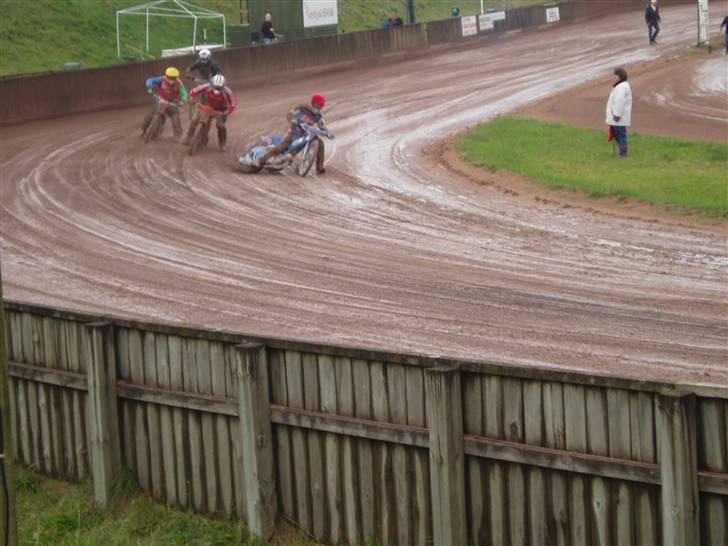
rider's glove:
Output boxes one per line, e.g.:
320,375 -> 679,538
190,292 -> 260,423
147,88 -> 153,95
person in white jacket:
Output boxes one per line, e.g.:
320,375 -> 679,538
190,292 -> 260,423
605,67 -> 632,158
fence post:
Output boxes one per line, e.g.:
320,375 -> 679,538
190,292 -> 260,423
83,322 -> 121,509
658,393 -> 700,546
425,366 -> 467,546
235,342 -> 276,538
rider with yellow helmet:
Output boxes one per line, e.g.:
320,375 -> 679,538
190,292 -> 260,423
142,66 -> 188,140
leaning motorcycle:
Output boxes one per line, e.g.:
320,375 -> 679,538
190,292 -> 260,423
238,123 -> 334,176
141,94 -> 183,143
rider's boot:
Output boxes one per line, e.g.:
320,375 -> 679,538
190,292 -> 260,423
181,124 -> 196,146
217,126 -> 227,152
171,112 -> 183,141
253,140 -> 289,168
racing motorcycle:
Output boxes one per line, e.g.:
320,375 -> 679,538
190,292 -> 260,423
141,94 -> 183,143
238,122 -> 334,176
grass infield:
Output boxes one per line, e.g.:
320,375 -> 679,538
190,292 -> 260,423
15,467 -> 319,546
456,117 -> 727,217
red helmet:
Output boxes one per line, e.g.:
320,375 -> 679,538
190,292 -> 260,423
311,94 -> 326,108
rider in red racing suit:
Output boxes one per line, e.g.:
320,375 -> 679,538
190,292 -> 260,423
183,74 -> 237,151
254,94 -> 328,174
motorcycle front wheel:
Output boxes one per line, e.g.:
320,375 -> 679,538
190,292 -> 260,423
297,139 -> 319,177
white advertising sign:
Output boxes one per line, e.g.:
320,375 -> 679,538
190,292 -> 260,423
462,15 -> 478,37
489,11 -> 506,21
303,0 -> 338,28
478,14 -> 494,30
546,7 -> 560,23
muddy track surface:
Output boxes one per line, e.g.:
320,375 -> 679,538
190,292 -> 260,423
1,5 -> 727,387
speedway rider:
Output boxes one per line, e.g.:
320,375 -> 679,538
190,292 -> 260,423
143,67 -> 188,140
253,94 -> 328,173
183,74 -> 237,151
186,47 -> 223,83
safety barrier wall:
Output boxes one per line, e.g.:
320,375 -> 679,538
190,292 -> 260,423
0,0 -> 692,127
5,300 -> 727,545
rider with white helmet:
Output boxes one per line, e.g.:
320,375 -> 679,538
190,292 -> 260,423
183,74 -> 237,151
186,47 -> 223,82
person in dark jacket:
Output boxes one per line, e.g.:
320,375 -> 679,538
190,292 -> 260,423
720,15 -> 728,54
261,12 -> 276,45
645,0 -> 661,45
186,48 -> 223,83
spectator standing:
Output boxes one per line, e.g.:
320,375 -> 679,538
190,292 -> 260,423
720,15 -> 728,54
261,12 -> 276,45
606,67 -> 633,158
389,11 -> 404,27
645,0 -> 661,45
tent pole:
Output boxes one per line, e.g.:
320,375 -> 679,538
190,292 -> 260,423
146,8 -> 149,52
116,12 -> 121,57
222,15 -> 226,48
193,16 -> 197,52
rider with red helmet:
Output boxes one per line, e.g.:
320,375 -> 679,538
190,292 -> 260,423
183,74 -> 237,151
254,94 -> 328,173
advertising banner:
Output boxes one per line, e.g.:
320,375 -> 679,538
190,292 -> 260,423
478,11 -> 505,31
462,15 -> 478,37
303,0 -> 338,28
546,7 -> 560,23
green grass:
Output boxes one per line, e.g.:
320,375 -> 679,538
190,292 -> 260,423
456,117 -> 728,217
15,466 -> 311,546
0,0 -> 547,76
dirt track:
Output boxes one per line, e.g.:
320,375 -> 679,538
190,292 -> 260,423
1,4 -> 727,387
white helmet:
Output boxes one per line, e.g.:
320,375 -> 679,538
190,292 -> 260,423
211,74 -> 226,89
199,48 -> 211,60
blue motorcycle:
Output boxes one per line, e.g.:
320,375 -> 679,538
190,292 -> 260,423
239,122 -> 334,176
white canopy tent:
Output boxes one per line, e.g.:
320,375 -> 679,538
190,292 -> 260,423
116,0 -> 226,57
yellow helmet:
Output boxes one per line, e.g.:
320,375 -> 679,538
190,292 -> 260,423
165,66 -> 180,79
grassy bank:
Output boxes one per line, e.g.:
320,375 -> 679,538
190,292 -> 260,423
15,466 -> 317,546
456,117 -> 728,217
0,0 -> 546,76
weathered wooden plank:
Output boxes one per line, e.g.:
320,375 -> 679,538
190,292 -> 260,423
286,350 -> 311,533
16,380 -> 30,466
607,389 -> 634,546
167,336 -> 187,509
269,349 -> 294,519
37,379 -> 53,474
41,319 -> 62,475
387,363 -> 411,546
544,381 -> 569,546
564,384 -> 591,546
319,353 -> 341,544
352,358 -> 375,543
426,366 -> 467,546
699,399 -> 727,546
302,353 -> 325,540
406,365 -> 430,546
8,360 -> 87,390
129,329 -> 150,491
464,373 -> 485,546
370,360 -> 394,546
8,377 -> 18,466
658,394 -> 699,546
142,332 -> 165,501
84,323 -> 121,508
586,387 -> 611,546
523,380 -> 547,546
155,334 -> 178,507
503,378 -> 526,546
27,380 -> 41,469
631,392 -> 657,546
336,357 -> 359,545
224,345 -> 243,518
484,375 -> 508,546
210,342 -> 233,515
196,339 -> 218,513
54,319 -> 75,479
181,338 -> 203,511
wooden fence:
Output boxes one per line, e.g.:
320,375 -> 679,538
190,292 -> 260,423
4,301 -> 727,545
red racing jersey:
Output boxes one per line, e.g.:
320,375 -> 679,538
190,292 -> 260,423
190,82 -> 237,114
